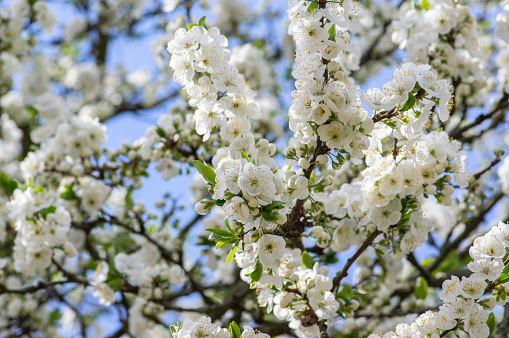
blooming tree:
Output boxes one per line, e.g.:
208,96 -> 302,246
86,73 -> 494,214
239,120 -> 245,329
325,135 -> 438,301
1,0 -> 509,337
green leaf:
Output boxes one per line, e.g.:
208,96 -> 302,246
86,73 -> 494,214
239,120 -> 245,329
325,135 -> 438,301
399,93 -> 416,112
415,276 -> 428,300
497,264 -> 509,284
60,184 -> 78,200
187,23 -> 199,29
169,323 -> 182,338
125,189 -> 134,210
264,201 -> 285,211
246,263 -> 263,283
400,198 -> 407,212
214,199 -> 225,206
40,205 -> 56,219
307,1 -> 318,12
328,24 -> 336,42
302,251 -> 315,269
216,239 -> 237,249
224,217 -> 233,233
206,228 -> 236,238
156,127 -> 166,138
26,105 -> 38,116
433,251 -> 461,274
49,308 -> 61,324
421,0 -> 430,10
324,251 -> 338,264
226,245 -> 237,265
0,172 -> 19,196
192,161 -> 216,186
261,208 -> 278,222
198,16 -> 208,29
487,312 -> 495,337
229,321 -> 241,338
105,276 -> 123,291
241,151 -> 251,162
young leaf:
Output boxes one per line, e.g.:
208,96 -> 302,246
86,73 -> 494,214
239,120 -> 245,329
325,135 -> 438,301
229,321 -> 241,338
125,189 -> 134,210
246,263 -> 263,283
49,308 -> 61,324
60,184 -> 78,201
328,24 -> 336,42
302,251 -> 315,269
226,245 -> 237,265
40,205 -> 56,219
224,217 -> 233,233
169,323 -> 182,338
214,199 -> 225,206
198,16 -> 207,29
399,93 -> 416,112
0,172 -> 18,196
415,276 -> 428,300
192,160 -> 216,186
241,151 -> 251,162
497,264 -> 509,283
206,228 -> 236,238
264,201 -> 285,211
261,209 -> 278,222
487,312 -> 495,337
216,239 -> 238,249
307,1 -> 318,12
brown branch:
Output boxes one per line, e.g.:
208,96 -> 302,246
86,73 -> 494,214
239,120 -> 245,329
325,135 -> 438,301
450,92 -> 509,140
354,306 -> 439,319
473,156 -> 503,181
407,253 -> 442,287
373,106 -> 399,123
332,230 -> 382,290
426,192 -> 504,273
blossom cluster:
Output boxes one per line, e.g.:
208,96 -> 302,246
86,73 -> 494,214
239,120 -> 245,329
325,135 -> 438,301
250,249 -> 339,337
370,221 -> 509,338
172,316 -> 270,338
6,187 -> 75,276
287,0 -> 373,166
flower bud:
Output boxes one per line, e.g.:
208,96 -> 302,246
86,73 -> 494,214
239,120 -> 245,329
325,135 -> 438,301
284,170 -> 295,182
258,139 -> 269,148
321,176 -> 332,186
268,144 -> 277,155
284,147 -> 294,158
447,163 -> 457,172
425,185 -> 437,194
316,154 -> 328,165
360,118 -> 375,134
310,226 -> 324,237
277,213 -> 287,224
63,242 -> 77,258
248,198 -> 259,208
442,196 -> 453,206
194,199 -> 211,215
391,251 -> 404,261
296,176 -> 309,189
298,158 -> 310,169
71,164 -> 84,176
441,184 -> 454,196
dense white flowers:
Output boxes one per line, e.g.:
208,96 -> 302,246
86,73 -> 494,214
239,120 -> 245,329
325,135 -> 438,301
7,187 -> 75,276
370,221 -> 509,338
1,0 -> 508,336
